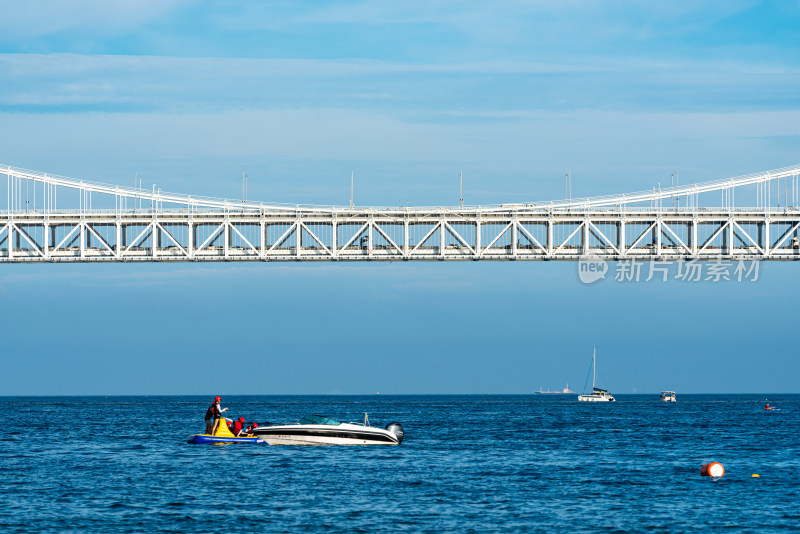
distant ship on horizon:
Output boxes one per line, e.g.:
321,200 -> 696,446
535,383 -> 575,395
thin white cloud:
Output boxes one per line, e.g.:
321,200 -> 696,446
1,53 -> 798,114
219,0 -> 757,31
0,0 -> 777,66
3,0 -> 196,39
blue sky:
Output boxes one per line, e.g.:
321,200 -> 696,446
1,1 -> 800,394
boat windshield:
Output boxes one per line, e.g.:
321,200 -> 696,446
297,415 -> 341,426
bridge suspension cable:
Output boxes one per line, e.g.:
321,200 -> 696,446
3,163 -> 800,213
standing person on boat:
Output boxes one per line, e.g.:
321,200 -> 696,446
205,396 -> 228,434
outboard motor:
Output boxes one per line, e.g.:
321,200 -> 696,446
385,422 -> 404,444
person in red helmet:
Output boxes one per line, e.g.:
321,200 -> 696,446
205,396 -> 228,435
231,417 -> 247,436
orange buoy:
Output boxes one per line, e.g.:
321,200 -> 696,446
701,462 -> 725,477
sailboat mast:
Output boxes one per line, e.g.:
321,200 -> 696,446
592,346 -> 596,389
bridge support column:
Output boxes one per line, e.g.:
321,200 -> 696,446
403,220 -> 409,258
656,219 -> 662,257
80,222 -> 85,259
475,220 -> 481,258
728,217 -> 733,257
8,220 -> 12,260
331,220 -> 337,259
439,219 -> 444,259
295,220 -> 300,259
511,219 -> 518,258
188,220 -> 194,259
43,221 -> 49,260
224,219 -> 230,259
115,220 -> 121,259
582,219 -> 588,255
619,219 -> 626,257
369,218 -> 374,257
691,218 -> 698,256
546,218 -> 552,257
151,221 -> 157,259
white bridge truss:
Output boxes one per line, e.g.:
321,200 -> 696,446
2,164 -> 800,262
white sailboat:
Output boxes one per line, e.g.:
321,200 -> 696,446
578,347 -> 615,402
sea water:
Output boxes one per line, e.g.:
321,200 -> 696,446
1,394 -> 798,532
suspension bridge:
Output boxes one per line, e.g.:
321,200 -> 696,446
2,164 -> 800,263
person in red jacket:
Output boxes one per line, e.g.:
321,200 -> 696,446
230,417 -> 247,436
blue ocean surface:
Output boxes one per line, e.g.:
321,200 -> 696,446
1,394 -> 798,532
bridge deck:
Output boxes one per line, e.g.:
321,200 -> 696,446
1,208 -> 799,262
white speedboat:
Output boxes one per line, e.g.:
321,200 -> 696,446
578,347 -> 615,402
252,414 -> 404,446
660,391 -> 676,402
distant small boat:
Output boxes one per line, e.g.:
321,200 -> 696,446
535,383 -> 575,395
578,347 -> 615,402
660,391 -> 677,402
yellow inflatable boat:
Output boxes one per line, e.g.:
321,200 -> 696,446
187,419 -> 266,445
